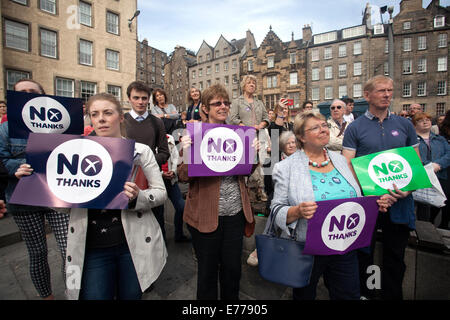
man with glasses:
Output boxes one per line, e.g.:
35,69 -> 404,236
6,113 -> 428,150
408,103 -> 423,120
326,99 -> 347,152
342,75 -> 419,300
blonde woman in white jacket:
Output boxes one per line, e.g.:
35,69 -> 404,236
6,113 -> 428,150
16,93 -> 167,300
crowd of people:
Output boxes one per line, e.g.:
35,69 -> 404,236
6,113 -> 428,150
0,74 -> 449,301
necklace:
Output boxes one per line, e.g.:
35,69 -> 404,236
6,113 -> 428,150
308,148 -> 330,168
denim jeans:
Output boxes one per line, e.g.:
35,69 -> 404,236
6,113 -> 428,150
165,181 -> 186,239
188,211 -> 245,300
79,243 -> 142,300
293,251 -> 360,300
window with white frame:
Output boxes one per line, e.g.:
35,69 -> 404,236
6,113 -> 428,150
290,52 -> 296,64
324,86 -> 333,100
79,39 -> 93,65
199,68 -> 202,77
312,68 -> 319,81
420,104 -> 427,112
324,66 -> 333,79
338,64 -> 347,77
403,21 -> 411,30
5,19 -> 29,51
324,47 -> 332,60
311,87 -> 319,101
215,64 -> 219,73
384,39 -> 389,53
232,59 -> 237,69
206,66 -> 211,75
55,77 -> 74,97
338,44 -> 346,57
79,1 -> 92,27
206,53 -> 210,60
192,70 -> 196,79
267,56 -> 274,68
353,41 -> 362,55
106,11 -> 119,35
353,62 -> 362,76
106,49 -> 119,70
339,85 -> 347,98
438,57 -> 447,71
311,48 -> 319,61
417,58 -> 427,73
437,81 -> 447,95
40,28 -> 57,58
402,104 -> 410,111
247,59 -> 253,71
418,36 -> 427,50
417,81 -> 426,96
107,85 -> 121,100
40,0 -> 56,14
436,103 -> 446,115
353,83 -> 362,98
402,82 -> 411,97
267,75 -> 277,88
224,76 -> 229,85
6,69 -> 30,90
438,33 -> 447,48
12,0 -> 28,4
232,74 -> 238,84
403,37 -> 412,52
290,72 -> 298,86
402,60 -> 412,74
224,61 -> 229,71
80,81 -> 96,101
434,16 -> 445,28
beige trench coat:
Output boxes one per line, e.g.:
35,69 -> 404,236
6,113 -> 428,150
64,142 -> 167,300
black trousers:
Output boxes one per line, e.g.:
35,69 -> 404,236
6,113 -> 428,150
188,211 -> 245,300
358,212 -> 410,300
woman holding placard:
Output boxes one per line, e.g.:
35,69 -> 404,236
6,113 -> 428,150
270,111 -> 395,300
178,84 -> 256,300
16,93 -> 167,300
413,112 -> 450,230
0,79 -> 69,300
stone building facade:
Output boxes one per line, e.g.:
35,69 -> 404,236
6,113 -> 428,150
390,0 -> 449,115
163,45 -> 196,111
137,38 -> 167,91
307,24 -> 372,107
241,27 -> 307,112
188,30 -> 257,102
1,0 -> 138,107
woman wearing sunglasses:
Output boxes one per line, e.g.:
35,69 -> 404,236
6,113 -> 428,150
326,99 -> 348,152
178,84 -> 256,300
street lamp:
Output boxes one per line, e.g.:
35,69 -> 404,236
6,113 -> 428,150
128,10 -> 140,31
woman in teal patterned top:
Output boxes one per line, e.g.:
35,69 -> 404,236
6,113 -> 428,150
270,111 -> 396,300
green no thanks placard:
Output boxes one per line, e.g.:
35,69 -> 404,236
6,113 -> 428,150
351,146 -> 431,196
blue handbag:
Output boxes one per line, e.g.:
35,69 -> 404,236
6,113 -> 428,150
255,205 -> 314,288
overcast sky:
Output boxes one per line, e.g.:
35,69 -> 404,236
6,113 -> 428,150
136,0 -> 448,54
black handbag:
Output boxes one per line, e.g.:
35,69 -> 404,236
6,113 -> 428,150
255,204 -> 314,288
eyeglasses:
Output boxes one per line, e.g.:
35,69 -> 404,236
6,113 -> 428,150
330,105 -> 342,110
209,101 -> 231,107
305,123 -> 331,133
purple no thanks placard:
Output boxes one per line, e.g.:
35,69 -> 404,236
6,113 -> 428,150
303,196 -> 380,255
6,90 -> 83,139
9,133 -> 134,209
186,123 -> 256,177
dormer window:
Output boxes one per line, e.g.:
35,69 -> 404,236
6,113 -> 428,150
434,16 -> 445,28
